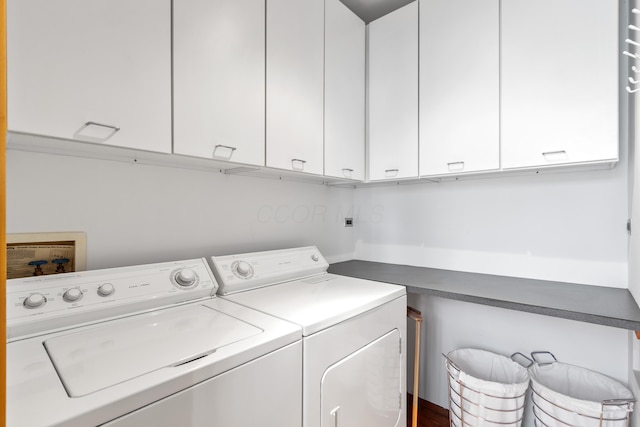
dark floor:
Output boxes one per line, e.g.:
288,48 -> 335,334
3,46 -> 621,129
407,395 -> 449,427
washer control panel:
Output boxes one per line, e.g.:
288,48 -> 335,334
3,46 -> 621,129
210,246 -> 328,295
7,258 -> 218,340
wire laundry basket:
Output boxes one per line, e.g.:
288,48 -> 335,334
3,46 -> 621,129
526,352 -> 635,427
445,348 -> 530,427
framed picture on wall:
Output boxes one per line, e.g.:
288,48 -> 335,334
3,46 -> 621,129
7,232 -> 87,279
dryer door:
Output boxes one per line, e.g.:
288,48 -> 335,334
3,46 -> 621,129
321,329 -> 402,427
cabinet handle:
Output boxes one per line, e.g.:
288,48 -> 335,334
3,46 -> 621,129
342,168 -> 353,178
84,121 -> 120,132
213,145 -> 237,160
447,161 -> 465,172
330,406 -> 340,427
542,150 -> 568,162
385,169 -> 399,178
291,159 -> 306,171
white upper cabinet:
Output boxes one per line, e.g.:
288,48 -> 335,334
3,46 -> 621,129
7,0 -> 171,153
173,0 -> 265,167
324,0 -> 366,181
367,2 -> 419,181
266,0 -> 325,175
419,0 -> 499,177
501,0 -> 618,170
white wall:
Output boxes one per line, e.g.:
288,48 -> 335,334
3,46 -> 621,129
354,166 -> 629,287
355,162 -> 631,418
7,149 -> 357,269
7,139 -> 634,424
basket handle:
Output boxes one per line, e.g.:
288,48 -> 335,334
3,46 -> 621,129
602,399 -> 636,407
530,351 -> 557,366
511,352 -> 533,368
442,353 -> 462,372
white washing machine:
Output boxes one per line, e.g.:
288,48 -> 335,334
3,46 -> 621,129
6,258 -> 302,427
209,246 -> 407,427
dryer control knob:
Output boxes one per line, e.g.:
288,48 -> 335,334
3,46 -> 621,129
175,269 -> 197,287
63,288 -> 83,302
235,261 -> 252,277
97,283 -> 115,297
24,293 -> 46,309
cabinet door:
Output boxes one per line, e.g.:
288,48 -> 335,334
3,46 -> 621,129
501,0 -> 618,169
173,0 -> 265,167
7,0 -> 171,153
324,0 -> 365,181
266,0 -> 324,175
419,0 -> 499,177
368,2 -> 419,181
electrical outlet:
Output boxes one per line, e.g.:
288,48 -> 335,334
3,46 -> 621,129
344,218 -> 353,227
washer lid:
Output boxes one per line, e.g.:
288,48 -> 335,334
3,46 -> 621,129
44,304 -> 262,397
223,274 -> 406,336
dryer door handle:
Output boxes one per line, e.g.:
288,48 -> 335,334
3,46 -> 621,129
330,406 -> 340,427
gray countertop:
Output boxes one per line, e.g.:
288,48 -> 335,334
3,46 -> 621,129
328,260 -> 640,331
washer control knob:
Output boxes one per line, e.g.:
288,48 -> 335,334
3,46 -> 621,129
24,293 -> 46,309
235,261 -> 252,277
175,269 -> 197,287
311,254 -> 319,262
63,288 -> 83,302
97,283 -> 115,297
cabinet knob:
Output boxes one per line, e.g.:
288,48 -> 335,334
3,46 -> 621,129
213,145 -> 237,160
542,150 -> 568,162
84,121 -> 120,132
292,159 -> 306,171
342,168 -> 353,178
447,162 -> 465,172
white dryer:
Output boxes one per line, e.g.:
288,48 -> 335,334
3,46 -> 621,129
210,246 -> 407,427
6,258 -> 302,427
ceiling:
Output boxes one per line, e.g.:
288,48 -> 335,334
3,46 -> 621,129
340,0 -> 415,23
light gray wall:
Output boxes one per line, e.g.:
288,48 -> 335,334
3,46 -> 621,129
354,166 -> 629,287
7,136 -> 633,423
7,149 -> 358,269
354,161 -> 630,417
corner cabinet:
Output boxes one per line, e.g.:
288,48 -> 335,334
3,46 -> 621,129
7,0 -> 171,153
419,0 -> 499,177
367,2 -> 419,181
266,0 -> 325,175
324,0 -> 366,181
501,0 -> 619,170
173,0 -> 265,167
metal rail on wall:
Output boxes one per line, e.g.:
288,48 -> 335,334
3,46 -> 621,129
626,6 -> 640,94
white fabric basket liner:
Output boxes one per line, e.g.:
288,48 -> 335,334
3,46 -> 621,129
446,349 -> 530,426
529,362 -> 634,427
